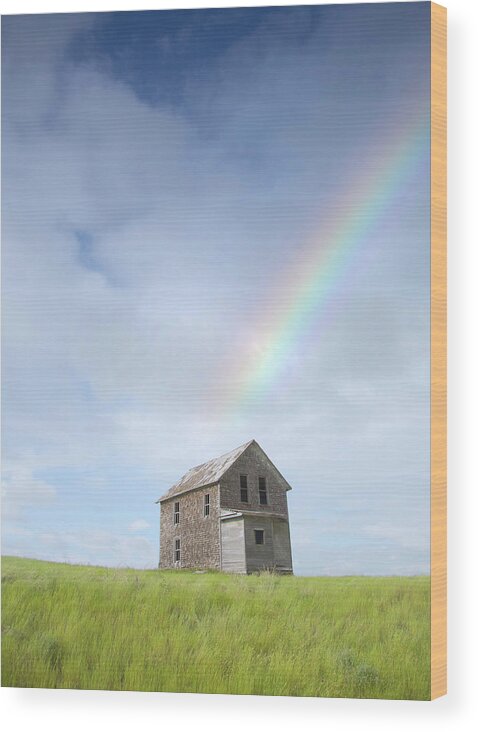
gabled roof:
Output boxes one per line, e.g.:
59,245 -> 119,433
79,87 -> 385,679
157,439 -> 255,503
157,438 -> 292,503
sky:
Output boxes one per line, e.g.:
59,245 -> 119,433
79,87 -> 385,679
1,2 -> 431,575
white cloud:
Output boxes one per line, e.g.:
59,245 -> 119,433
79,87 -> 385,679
128,519 -> 150,533
1,462 -> 56,522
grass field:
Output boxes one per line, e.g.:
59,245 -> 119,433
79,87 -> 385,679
1,556 -> 430,699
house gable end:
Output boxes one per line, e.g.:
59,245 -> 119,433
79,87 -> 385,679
219,441 -> 292,516
220,440 -> 292,494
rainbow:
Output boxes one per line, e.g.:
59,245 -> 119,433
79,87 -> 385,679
216,118 -> 429,417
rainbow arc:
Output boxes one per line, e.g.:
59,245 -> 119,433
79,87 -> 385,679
214,118 -> 429,417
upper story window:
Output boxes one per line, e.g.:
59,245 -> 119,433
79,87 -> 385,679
204,493 -> 210,517
258,477 -> 268,505
174,538 -> 181,562
240,474 -> 249,503
174,501 -> 180,525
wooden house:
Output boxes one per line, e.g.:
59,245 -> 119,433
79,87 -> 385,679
157,439 -> 293,574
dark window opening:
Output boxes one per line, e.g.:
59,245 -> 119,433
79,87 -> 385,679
174,501 -> 180,524
204,493 -> 210,517
240,474 -> 249,503
254,530 -> 265,545
258,477 -> 268,505
174,538 -> 181,562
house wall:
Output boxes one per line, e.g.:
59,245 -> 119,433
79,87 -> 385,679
219,442 -> 290,517
243,515 -> 275,572
271,517 -> 293,572
242,515 -> 293,573
220,517 -> 246,573
159,483 -> 220,569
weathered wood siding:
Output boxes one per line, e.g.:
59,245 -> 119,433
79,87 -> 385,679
244,515 -> 275,572
159,484 -> 220,570
271,518 -> 293,572
220,517 -> 246,573
238,516 -> 293,573
220,441 -> 290,517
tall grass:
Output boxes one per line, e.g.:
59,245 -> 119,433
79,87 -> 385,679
1,556 -> 430,699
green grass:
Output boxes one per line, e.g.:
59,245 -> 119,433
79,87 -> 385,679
1,556 -> 430,699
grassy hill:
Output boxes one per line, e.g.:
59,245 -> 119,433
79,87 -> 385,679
1,556 -> 430,699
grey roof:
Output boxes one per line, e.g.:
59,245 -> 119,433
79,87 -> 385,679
157,439 -> 255,502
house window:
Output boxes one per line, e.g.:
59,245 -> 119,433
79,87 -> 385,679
259,477 -> 268,505
240,474 -> 248,503
204,493 -> 210,517
174,501 -> 180,525
254,530 -> 265,545
174,538 -> 181,562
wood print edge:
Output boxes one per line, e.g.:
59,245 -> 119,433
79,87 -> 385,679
430,0 -> 447,701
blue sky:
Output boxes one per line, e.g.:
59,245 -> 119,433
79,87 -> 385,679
2,3 -> 430,574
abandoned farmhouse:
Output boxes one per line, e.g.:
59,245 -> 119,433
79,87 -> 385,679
157,439 -> 293,574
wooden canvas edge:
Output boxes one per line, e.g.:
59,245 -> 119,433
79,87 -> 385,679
430,1 -> 447,701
